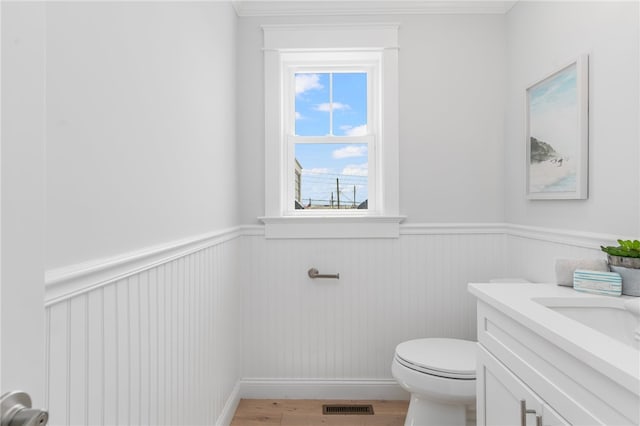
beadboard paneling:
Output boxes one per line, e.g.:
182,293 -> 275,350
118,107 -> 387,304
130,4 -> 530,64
240,232 -> 506,380
43,223 -> 620,424
44,237 -> 241,426
506,229 -> 615,283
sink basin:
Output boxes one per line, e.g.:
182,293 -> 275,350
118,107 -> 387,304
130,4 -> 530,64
533,297 -> 640,349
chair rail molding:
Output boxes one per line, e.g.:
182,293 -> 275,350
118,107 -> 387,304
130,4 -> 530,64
45,227 -> 243,306
505,223 -> 623,250
45,221 -> 623,306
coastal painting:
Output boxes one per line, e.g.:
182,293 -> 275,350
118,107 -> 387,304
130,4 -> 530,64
526,55 -> 589,199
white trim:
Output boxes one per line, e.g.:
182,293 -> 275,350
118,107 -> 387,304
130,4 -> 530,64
260,215 -> 405,239
238,378 -> 409,401
400,222 -> 507,235
44,222 -> 623,306
234,1 -> 517,17
263,23 -> 400,50
216,381 -> 242,426
399,223 -> 621,249
239,224 -> 266,236
262,23 -> 401,228
44,227 -> 242,306
505,224 -> 622,250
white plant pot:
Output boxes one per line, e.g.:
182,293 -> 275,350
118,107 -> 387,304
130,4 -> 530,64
610,265 -> 640,297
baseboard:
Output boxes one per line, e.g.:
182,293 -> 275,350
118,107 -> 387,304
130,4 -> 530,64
238,378 -> 409,401
216,381 -> 242,426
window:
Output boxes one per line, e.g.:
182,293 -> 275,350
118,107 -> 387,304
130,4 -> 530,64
290,66 -> 374,212
262,24 -> 403,238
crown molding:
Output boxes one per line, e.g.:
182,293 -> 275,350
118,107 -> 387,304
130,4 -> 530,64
232,1 -> 517,17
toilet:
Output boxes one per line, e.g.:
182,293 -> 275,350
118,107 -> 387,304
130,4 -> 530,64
391,338 -> 476,426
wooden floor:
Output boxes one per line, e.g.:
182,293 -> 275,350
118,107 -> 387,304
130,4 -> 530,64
230,399 -> 409,426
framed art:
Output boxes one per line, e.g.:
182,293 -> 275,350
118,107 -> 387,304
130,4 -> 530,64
526,54 -> 589,200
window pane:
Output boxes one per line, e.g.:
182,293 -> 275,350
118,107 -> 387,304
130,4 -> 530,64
295,73 -> 330,136
294,143 -> 368,210
333,73 -> 367,136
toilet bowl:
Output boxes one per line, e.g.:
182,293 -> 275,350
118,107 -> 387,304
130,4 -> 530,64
391,338 -> 476,426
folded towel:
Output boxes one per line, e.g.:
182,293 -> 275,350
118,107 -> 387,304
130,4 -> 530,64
555,258 -> 608,286
573,269 -> 622,296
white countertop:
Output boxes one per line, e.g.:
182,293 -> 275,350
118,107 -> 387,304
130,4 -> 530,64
468,282 -> 640,395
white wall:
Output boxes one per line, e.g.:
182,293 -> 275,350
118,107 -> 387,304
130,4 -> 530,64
1,1 -> 47,405
27,1 -> 640,420
235,3 -> 640,391
234,12 -> 507,393
237,14 -> 506,224
46,2 -> 238,270
41,2 -> 243,424
504,1 -> 640,237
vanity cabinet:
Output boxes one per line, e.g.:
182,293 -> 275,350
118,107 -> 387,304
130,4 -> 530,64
475,299 -> 638,426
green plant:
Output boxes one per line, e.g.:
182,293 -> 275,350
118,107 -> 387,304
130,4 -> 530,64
601,239 -> 640,258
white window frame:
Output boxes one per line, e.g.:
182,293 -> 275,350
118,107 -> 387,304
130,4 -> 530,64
261,24 -> 404,238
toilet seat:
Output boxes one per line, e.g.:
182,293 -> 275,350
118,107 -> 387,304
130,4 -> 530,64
394,338 -> 476,380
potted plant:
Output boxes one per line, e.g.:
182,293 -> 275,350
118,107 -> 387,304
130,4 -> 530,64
601,239 -> 640,296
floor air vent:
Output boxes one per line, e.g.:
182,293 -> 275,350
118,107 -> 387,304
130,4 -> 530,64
322,404 -> 374,415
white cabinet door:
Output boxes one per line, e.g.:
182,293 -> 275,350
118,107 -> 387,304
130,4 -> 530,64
477,346 -> 570,426
541,405 -> 572,426
0,0 -> 47,408
478,345 -> 543,426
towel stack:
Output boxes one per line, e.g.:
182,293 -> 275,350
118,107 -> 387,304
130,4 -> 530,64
555,258 -> 608,286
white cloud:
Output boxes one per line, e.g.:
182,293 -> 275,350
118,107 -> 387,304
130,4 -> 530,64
343,124 -> 367,136
295,74 -> 323,95
314,102 -> 350,112
342,163 -> 368,177
302,168 -> 331,175
295,112 -> 303,120
332,145 -> 367,159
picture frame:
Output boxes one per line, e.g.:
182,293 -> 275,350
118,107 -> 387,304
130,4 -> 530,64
525,54 -> 589,200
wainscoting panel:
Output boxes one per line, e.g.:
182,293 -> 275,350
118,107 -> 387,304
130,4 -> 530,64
505,224 -> 619,283
43,223 -> 620,423
240,230 -> 506,381
44,236 -> 241,426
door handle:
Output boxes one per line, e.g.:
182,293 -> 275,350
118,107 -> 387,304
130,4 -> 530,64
308,268 -> 340,279
0,391 -> 48,426
520,400 -> 537,426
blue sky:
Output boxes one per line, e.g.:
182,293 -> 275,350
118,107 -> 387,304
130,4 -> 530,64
294,72 -> 368,206
529,64 -> 578,157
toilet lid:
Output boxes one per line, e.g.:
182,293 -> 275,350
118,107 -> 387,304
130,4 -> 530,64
394,338 -> 476,379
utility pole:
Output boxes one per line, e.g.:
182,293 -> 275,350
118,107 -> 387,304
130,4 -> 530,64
353,185 -> 356,208
336,178 -> 340,209
330,192 -> 334,209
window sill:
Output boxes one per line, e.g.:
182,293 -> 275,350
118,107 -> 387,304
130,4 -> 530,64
258,215 -> 406,239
